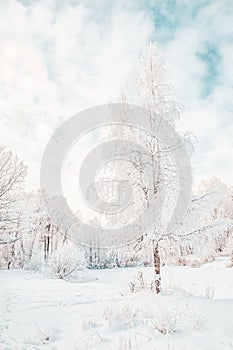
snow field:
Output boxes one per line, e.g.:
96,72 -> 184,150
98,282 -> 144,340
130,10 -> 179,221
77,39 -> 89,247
0,258 -> 233,350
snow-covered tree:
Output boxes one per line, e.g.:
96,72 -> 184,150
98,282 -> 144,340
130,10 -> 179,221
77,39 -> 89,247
101,44 -> 232,293
109,43 -> 193,293
0,146 -> 26,238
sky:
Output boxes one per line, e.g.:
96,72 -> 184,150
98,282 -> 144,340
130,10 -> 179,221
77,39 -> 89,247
0,0 -> 232,190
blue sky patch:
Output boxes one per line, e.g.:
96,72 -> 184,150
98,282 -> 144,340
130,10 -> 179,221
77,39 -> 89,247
197,43 -> 221,97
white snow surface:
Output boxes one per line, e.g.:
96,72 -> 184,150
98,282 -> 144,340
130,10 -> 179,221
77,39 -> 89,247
0,258 -> 233,349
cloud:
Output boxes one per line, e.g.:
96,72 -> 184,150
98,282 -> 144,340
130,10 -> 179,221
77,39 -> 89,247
0,0 -> 153,188
0,0 -> 232,191
154,0 -> 232,184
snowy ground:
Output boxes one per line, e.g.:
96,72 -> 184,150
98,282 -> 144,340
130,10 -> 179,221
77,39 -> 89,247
0,258 -> 233,350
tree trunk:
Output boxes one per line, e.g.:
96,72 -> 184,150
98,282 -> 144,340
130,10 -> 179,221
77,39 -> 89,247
47,236 -> 50,259
44,224 -> 51,260
44,237 -> 47,260
153,242 -> 161,294
89,238 -> 93,268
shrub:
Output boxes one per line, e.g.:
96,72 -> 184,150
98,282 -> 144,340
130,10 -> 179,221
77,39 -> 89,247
23,250 -> 44,272
129,270 -> 151,293
48,242 -> 86,279
176,255 -> 215,268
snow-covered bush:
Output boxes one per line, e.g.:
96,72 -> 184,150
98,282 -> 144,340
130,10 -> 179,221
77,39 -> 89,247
102,304 -> 114,325
176,254 -> 215,268
202,285 -> 215,299
193,312 -> 206,332
118,305 -> 140,326
102,303 -> 142,329
23,249 -> 45,272
129,270 -> 151,293
148,308 -> 179,335
47,241 -> 86,279
81,316 -> 99,331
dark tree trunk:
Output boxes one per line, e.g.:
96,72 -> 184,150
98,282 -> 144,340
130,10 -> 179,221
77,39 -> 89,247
44,224 -> 51,260
44,237 -> 47,260
153,242 -> 161,294
47,236 -> 50,258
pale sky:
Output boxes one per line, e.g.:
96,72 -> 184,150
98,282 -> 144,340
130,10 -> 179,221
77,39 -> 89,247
0,0 -> 232,189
